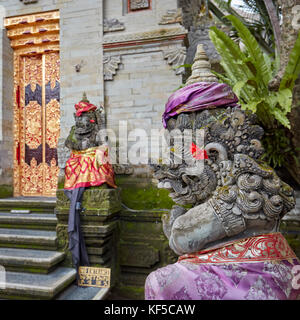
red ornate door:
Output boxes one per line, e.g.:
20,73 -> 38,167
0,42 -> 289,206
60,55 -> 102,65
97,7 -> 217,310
4,11 -> 60,196
17,53 -> 60,196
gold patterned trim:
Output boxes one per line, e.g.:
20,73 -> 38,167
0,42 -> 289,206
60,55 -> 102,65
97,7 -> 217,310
4,11 -> 59,29
5,10 -> 59,54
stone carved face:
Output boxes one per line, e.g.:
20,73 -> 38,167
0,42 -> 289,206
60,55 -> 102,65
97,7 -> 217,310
154,107 -> 295,255
65,108 -> 105,151
155,107 -> 265,205
74,112 -> 97,136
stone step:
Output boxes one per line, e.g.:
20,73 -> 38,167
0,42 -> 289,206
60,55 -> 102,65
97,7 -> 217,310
0,228 -> 57,250
0,267 -> 76,299
0,212 -> 57,230
0,197 -> 56,213
56,284 -> 110,300
0,248 -> 65,274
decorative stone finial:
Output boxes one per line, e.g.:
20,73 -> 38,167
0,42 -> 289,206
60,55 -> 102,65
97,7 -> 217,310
81,92 -> 89,103
186,44 -> 218,85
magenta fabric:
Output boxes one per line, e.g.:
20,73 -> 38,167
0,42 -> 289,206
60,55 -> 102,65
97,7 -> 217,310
162,82 -> 239,128
145,258 -> 300,300
145,233 -> 300,300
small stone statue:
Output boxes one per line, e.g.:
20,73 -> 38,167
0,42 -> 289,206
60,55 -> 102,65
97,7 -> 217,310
145,45 -> 300,300
65,92 -> 107,151
63,94 -> 116,275
64,93 -> 116,190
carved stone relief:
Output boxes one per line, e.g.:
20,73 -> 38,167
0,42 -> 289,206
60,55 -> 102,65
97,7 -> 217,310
104,18 -> 125,33
103,55 -> 122,81
129,0 -> 150,11
159,9 -> 182,25
163,47 -> 187,75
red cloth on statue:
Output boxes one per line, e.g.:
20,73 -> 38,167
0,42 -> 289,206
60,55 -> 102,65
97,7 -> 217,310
64,146 -> 116,190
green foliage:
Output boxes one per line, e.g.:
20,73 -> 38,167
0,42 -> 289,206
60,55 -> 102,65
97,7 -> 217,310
210,0 -> 278,54
209,15 -> 300,168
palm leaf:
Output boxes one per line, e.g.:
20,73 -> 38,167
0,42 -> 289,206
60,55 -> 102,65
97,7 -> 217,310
280,32 -> 300,90
226,15 -> 272,89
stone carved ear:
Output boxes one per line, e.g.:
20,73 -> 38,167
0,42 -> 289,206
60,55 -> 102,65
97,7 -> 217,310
205,142 -> 228,163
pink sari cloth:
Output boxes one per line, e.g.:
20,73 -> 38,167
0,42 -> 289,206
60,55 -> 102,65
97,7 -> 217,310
162,82 -> 239,128
145,233 -> 300,300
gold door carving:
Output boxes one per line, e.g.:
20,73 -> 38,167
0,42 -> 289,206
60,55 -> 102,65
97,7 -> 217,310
5,11 -> 60,197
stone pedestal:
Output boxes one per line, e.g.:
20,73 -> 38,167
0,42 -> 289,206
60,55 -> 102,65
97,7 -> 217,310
55,188 -> 121,286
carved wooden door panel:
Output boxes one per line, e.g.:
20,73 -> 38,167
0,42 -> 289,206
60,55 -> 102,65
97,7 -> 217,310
17,52 -> 60,196
4,10 -> 60,197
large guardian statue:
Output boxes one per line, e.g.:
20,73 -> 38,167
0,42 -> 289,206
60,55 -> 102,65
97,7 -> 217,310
145,45 -> 300,300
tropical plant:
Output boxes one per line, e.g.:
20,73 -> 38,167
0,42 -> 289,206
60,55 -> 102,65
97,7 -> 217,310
208,0 -> 280,55
209,15 -> 300,168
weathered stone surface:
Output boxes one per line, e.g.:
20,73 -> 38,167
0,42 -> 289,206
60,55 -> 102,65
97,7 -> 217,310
117,208 -> 179,297
56,188 -> 122,216
120,243 -> 159,268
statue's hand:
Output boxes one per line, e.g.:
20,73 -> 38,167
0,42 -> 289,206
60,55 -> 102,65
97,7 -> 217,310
162,205 -> 187,240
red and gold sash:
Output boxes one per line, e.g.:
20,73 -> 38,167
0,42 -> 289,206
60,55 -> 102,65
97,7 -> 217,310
64,146 -> 116,190
178,233 -> 298,264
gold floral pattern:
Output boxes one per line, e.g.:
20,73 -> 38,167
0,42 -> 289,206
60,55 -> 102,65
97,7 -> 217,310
46,99 -> 60,149
6,12 -> 60,197
45,52 -> 60,90
25,101 -> 42,149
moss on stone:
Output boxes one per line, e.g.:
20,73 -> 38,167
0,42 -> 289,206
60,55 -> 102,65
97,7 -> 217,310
0,185 -> 13,198
115,176 -> 175,210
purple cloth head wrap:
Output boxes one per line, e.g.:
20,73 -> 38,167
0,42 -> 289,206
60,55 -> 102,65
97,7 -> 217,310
162,82 -> 239,128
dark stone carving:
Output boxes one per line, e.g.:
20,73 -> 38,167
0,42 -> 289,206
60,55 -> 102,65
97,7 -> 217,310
186,26 -> 220,65
154,107 -> 296,255
64,95 -> 106,151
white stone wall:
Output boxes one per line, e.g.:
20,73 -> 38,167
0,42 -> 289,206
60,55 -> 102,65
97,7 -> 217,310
59,0 -> 103,139
0,0 -> 104,185
104,0 -> 179,33
0,0 -> 186,185
103,0 -> 185,167
104,39 -> 185,166
105,44 -> 182,135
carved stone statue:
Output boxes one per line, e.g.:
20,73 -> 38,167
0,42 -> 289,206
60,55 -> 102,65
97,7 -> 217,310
62,94 -> 116,273
145,45 -> 300,300
65,92 -> 106,151
64,93 -> 116,191
156,106 -> 295,255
